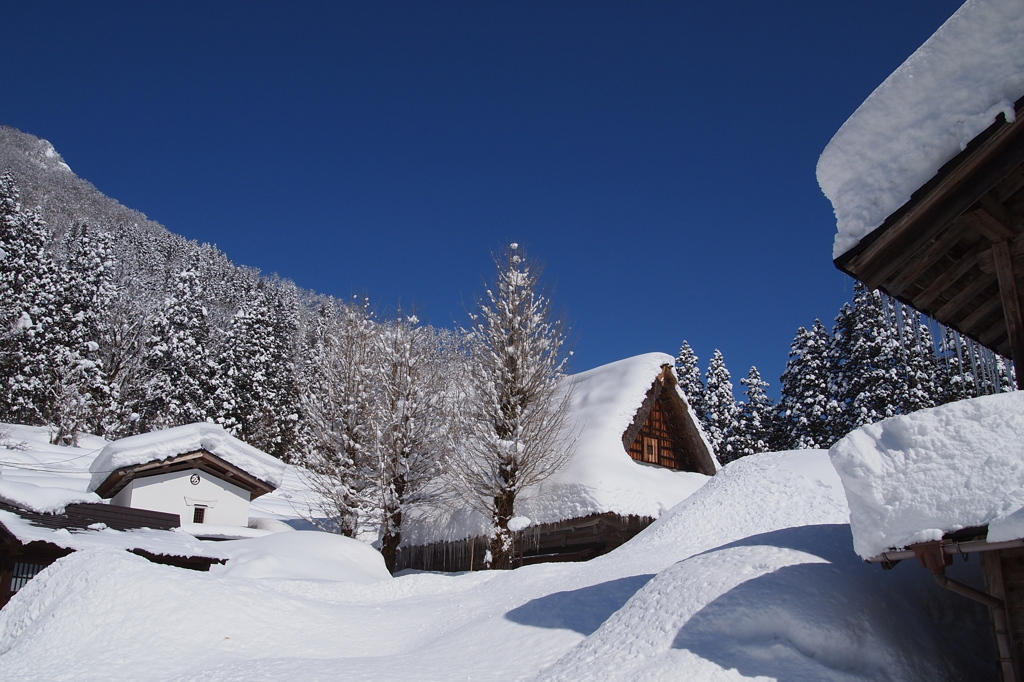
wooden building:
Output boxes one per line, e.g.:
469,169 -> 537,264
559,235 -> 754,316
818,2 -> 1024,679
834,94 -> 1024,390
397,353 -> 718,572
0,501 -> 224,609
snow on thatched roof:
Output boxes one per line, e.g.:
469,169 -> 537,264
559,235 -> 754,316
404,353 -> 717,545
818,0 -> 1024,259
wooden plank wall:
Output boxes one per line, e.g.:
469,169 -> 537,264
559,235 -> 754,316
626,398 -> 679,469
983,548 -> 1024,680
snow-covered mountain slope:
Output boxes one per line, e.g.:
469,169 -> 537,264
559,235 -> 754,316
0,440 -> 991,681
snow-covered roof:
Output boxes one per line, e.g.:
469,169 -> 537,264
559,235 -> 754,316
818,0 -> 1024,259
0,507 -> 227,560
830,391 -> 1024,560
405,353 -> 718,545
0,478 -> 101,515
89,423 -> 287,493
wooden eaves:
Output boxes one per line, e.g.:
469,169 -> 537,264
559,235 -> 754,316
93,449 -> 276,500
834,95 -> 1024,389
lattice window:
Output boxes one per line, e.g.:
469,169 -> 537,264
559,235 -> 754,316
11,561 -> 45,592
193,506 -> 206,524
627,397 -> 678,469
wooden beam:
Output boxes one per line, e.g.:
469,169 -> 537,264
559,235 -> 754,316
993,163 -> 1024,203
959,295 -> 1003,332
963,207 -> 1017,242
992,239 -> 1024,389
935,275 -> 996,322
886,223 -> 969,296
979,194 -> 1020,235
914,242 -> 986,310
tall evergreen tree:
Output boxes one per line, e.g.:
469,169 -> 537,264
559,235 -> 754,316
702,349 -> 737,462
137,265 -> 218,431
0,171 -> 58,425
889,303 -> 940,415
674,341 -> 704,418
215,279 -> 303,459
731,366 -> 774,458
830,283 -> 901,434
777,319 -> 837,449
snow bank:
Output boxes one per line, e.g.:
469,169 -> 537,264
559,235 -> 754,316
89,422 -> 286,491
818,0 -> 1024,258
209,531 -> 391,583
538,450 -> 989,680
0,449 -> 990,681
830,392 -> 1024,559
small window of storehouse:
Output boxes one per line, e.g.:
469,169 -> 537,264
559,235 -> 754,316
11,561 -> 46,592
193,506 -> 206,524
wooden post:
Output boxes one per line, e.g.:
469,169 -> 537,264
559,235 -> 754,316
992,240 -> 1024,390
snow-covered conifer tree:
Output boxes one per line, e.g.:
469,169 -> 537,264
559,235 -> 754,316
730,366 -> 773,458
215,279 -> 303,459
830,282 -> 901,434
137,265 -> 218,431
448,244 -> 574,570
890,303 -> 940,415
674,341 -> 704,419
299,298 -> 378,537
777,319 -> 836,449
701,349 -> 737,462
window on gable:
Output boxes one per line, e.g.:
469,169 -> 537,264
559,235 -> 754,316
193,506 -> 206,524
643,436 -> 658,463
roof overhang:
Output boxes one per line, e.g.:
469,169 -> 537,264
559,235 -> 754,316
93,449 -> 276,500
834,95 -> 1024,379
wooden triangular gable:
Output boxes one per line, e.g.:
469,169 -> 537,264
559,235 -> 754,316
621,364 -> 716,475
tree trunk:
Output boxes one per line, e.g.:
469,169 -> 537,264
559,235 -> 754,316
489,490 -> 516,570
380,506 -> 402,574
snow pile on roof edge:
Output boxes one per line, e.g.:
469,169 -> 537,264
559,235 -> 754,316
89,423 -> 286,492
0,478 -> 101,514
817,0 -> 1024,259
830,392 -> 1024,559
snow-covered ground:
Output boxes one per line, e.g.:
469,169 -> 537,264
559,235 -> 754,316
0,425 -> 992,680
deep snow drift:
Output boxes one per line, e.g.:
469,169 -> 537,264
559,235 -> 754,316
817,0 -> 1024,258
0,435 -> 992,681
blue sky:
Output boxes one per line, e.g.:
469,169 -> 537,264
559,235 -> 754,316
2,1 -> 964,395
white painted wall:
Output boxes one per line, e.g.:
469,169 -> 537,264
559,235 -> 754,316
110,468 -> 252,527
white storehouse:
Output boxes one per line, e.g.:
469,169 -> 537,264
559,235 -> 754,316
89,423 -> 287,534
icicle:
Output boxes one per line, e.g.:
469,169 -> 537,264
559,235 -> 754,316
894,298 -> 906,342
937,321 -> 951,375
967,337 -> 981,397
